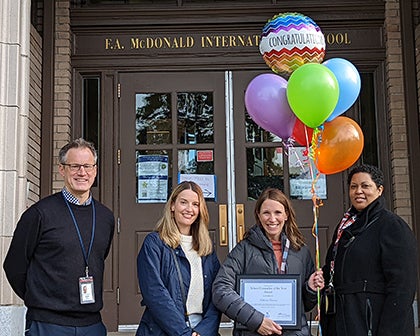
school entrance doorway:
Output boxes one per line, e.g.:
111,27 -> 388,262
114,70 -> 345,331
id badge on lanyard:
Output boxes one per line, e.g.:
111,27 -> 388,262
64,196 -> 97,305
79,274 -> 95,304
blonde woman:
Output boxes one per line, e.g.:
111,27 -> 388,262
136,181 -> 221,336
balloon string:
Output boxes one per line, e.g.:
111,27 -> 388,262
311,172 -> 322,270
309,129 -> 323,335
283,137 -> 307,173
311,173 -> 323,335
287,130 -> 323,335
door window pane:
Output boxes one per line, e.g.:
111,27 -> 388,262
178,149 -> 214,174
245,109 -> 283,199
83,77 -> 100,146
177,92 -> 214,144
136,150 -> 172,203
82,76 -> 100,187
359,73 -> 378,165
245,112 -> 282,143
247,147 -> 284,200
136,93 -> 171,145
289,147 -> 327,200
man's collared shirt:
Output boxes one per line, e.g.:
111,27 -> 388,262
62,187 -> 92,206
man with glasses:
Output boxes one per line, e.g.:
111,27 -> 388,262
3,138 -> 115,336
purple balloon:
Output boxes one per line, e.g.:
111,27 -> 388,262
245,73 -> 296,140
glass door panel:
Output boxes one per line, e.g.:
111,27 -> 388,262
136,149 -> 172,203
177,92 -> 214,144
245,113 -> 284,199
136,93 -> 172,145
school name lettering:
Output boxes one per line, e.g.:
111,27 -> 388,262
104,32 -> 351,50
104,35 -> 259,50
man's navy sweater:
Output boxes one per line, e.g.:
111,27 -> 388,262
3,192 -> 115,326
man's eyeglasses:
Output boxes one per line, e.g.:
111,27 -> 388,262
62,163 -> 97,173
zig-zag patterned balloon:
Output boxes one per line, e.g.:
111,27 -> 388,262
259,12 -> 326,76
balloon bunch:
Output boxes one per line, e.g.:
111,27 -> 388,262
246,13 -> 365,333
246,12 -> 364,175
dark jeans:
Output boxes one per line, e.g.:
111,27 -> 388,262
25,321 -> 107,336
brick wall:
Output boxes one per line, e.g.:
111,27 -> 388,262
53,0 -> 72,192
384,0 -> 412,225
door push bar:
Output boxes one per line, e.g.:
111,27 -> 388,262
236,204 -> 245,243
218,204 -> 245,246
218,204 -> 228,246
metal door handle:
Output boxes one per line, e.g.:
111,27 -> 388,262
219,204 -> 228,246
236,204 -> 244,243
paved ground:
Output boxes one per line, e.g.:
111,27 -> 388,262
108,327 -> 420,335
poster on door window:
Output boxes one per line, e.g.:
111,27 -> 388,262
288,147 -> 327,200
137,155 -> 168,203
178,173 -> 217,201
289,175 -> 327,200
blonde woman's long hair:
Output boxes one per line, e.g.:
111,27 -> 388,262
156,181 -> 213,256
253,188 -> 305,250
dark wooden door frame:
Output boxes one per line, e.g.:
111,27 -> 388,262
116,71 -> 229,328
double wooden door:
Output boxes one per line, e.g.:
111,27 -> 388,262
115,71 -> 345,329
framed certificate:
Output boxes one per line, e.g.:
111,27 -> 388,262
236,274 -> 301,330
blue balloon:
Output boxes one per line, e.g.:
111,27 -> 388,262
323,58 -> 361,121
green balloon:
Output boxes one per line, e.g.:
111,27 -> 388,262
286,63 -> 339,128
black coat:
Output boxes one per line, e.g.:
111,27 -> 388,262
321,196 -> 417,336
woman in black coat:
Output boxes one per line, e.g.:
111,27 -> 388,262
321,164 -> 418,336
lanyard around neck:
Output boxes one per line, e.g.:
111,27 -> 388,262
64,197 -> 96,277
280,238 -> 290,274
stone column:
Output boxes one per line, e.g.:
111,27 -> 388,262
0,0 -> 31,335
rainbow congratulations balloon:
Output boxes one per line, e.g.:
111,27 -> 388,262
259,12 -> 326,76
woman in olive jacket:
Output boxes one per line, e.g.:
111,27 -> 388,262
320,164 -> 417,336
213,188 -> 324,336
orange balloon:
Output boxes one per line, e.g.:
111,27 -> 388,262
315,116 -> 364,175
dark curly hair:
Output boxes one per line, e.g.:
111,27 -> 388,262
347,164 -> 384,188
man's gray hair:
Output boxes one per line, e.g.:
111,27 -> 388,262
58,138 -> 97,164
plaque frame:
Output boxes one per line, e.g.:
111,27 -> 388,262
235,274 -> 302,330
